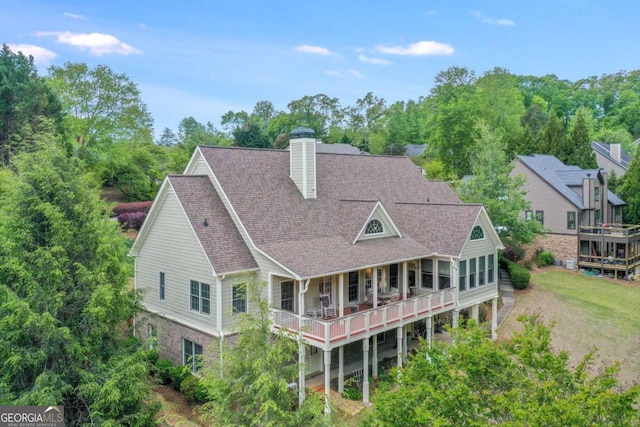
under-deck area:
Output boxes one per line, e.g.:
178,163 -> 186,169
578,224 -> 640,279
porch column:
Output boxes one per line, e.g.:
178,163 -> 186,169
396,327 -> 403,367
471,304 -> 479,324
372,335 -> 378,379
362,337 -> 370,406
425,316 -> 433,348
338,273 -> 345,317
403,325 -> 409,358
338,346 -> 344,393
323,350 -> 331,415
402,261 -> 408,299
298,342 -> 306,407
417,260 -> 422,292
491,297 -> 498,340
373,267 -> 378,307
452,309 -> 460,328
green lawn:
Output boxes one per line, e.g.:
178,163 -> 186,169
531,270 -> 640,334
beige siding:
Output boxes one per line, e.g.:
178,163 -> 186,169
512,160 -> 579,234
595,151 -> 627,177
459,216 -> 499,307
136,189 -> 218,335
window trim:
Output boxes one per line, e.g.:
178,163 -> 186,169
459,259 -> 467,292
488,254 -> 495,284
479,256 -> 486,286
594,186 -> 600,202
189,280 -> 210,315
470,225 -> 485,241
535,210 -> 544,225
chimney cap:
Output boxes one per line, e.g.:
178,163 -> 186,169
290,126 -> 316,139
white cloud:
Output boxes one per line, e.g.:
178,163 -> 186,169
7,44 -> 57,64
36,31 -> 142,56
358,53 -> 391,65
471,11 -> 515,26
64,12 -> 86,19
325,69 -> 364,79
294,44 -> 336,56
375,41 -> 454,56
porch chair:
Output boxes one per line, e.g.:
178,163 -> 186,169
320,294 -> 336,319
351,368 -> 363,390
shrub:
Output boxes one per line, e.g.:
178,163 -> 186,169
509,263 -> 531,290
537,250 -> 555,267
154,358 -> 175,385
118,211 -> 147,230
113,201 -> 153,217
170,365 -> 192,391
180,375 -> 209,405
502,245 -> 525,263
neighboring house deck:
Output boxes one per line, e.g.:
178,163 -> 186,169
578,224 -> 640,279
131,127 -> 504,412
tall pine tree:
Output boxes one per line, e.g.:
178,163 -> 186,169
568,109 -> 597,168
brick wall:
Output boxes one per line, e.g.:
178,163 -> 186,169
524,234 -> 578,266
136,311 -> 229,365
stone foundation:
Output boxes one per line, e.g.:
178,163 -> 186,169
135,311 -> 227,365
524,234 -> 578,266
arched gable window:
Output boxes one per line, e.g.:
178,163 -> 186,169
365,219 -> 384,235
470,225 -> 484,240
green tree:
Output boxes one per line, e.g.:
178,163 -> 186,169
201,280 -> 327,426
619,147 -> 640,224
0,132 -> 157,425
157,127 -> 177,146
567,108 -> 597,168
47,62 -> 153,158
232,122 -> 271,148
0,44 -> 63,165
366,316 -> 640,426
538,110 -> 566,157
456,121 -> 544,246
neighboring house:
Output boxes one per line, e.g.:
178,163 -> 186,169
591,141 -> 631,177
131,127 -> 504,410
286,141 -> 364,155
405,143 -> 426,158
512,154 -> 639,279
512,154 -> 624,235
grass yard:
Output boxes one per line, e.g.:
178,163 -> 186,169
499,267 -> 640,388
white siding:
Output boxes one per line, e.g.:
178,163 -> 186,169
458,216 -> 499,307
136,189 -> 218,335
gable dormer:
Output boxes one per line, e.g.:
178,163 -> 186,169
289,127 -> 316,199
354,201 -> 402,243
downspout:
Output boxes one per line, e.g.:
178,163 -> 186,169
217,274 -> 226,375
298,279 -> 311,407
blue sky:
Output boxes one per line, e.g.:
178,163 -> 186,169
2,1 -> 640,136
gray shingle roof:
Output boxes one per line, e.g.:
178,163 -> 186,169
517,154 -> 624,208
169,175 -> 258,274
197,146 -> 479,278
314,143 -> 362,154
405,144 -> 426,157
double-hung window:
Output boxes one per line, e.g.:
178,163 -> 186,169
281,281 -> 294,312
190,280 -> 210,315
459,260 -> 467,292
469,258 -> 476,289
421,259 -> 433,289
159,272 -> 165,301
488,254 -> 495,284
438,260 -> 451,289
535,210 -> 544,225
232,283 -> 247,314
567,211 -> 576,230
479,256 -> 486,286
183,339 -> 203,373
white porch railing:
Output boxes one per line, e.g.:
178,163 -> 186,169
271,288 -> 455,349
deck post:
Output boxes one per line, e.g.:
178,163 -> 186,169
426,316 -> 433,348
338,346 -> 344,393
396,326 -> 403,367
471,304 -> 479,323
491,297 -> 498,340
298,343 -> 306,407
324,349 -> 331,415
372,334 -> 378,379
452,308 -> 459,328
362,336 -> 370,406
